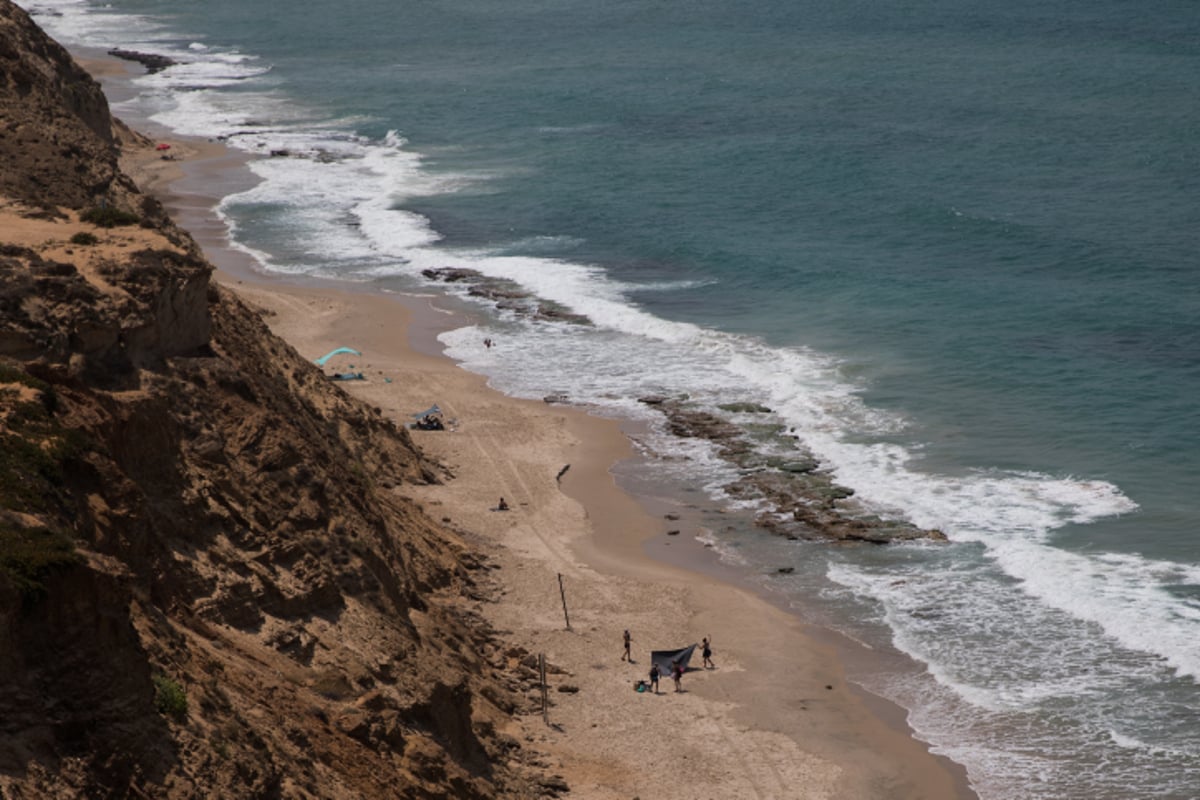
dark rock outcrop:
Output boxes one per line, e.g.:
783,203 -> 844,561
422,267 -> 590,325
106,48 -> 177,74
642,397 -> 946,545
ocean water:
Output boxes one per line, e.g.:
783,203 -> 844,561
25,0 -> 1200,796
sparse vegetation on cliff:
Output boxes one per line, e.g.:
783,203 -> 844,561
152,673 -> 188,719
80,205 -> 141,228
0,525 -> 80,597
0,370 -> 88,513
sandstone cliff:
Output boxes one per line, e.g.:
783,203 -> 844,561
0,2 -> 550,796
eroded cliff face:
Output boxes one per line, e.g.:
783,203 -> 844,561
0,2 -> 550,797
0,1 -> 142,211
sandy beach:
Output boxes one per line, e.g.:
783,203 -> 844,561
81,52 -> 978,799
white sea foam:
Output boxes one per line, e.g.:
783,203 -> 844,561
620,277 -> 720,293
1108,729 -> 1151,751
827,550 -> 1200,798
817,441 -> 1200,681
28,0 -> 167,48
461,235 -> 582,258
692,528 -> 749,566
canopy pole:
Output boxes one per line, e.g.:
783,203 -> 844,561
558,573 -> 571,630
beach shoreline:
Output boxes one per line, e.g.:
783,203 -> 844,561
80,49 -> 977,799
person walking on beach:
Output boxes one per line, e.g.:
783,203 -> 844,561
621,629 -> 632,662
671,659 -> 683,692
702,636 -> 714,669
649,663 -> 660,694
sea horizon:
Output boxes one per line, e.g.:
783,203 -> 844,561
25,0 -> 1200,796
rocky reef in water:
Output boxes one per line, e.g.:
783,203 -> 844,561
421,267 -> 590,325
106,47 -> 177,74
637,396 -> 946,544
0,2 -> 559,796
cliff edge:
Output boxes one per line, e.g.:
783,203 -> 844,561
0,2 -> 552,796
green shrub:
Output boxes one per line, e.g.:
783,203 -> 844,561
0,364 -> 47,392
0,428 -> 93,518
8,400 -> 50,426
0,433 -> 64,512
69,231 -> 99,246
80,206 -> 141,228
153,674 -> 188,719
0,525 -> 80,597
0,366 -> 92,515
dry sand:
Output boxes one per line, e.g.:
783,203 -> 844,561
78,52 -> 979,798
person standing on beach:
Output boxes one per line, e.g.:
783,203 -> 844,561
671,659 -> 683,692
621,629 -> 632,661
649,663 -> 660,694
702,636 -> 714,669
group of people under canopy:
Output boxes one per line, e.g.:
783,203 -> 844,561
410,404 -> 446,430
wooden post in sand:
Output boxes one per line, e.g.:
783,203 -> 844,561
557,573 -> 571,630
539,653 -> 549,725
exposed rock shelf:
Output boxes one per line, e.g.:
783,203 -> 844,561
639,396 -> 946,544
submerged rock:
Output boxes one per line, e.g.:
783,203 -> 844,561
718,402 -> 773,414
422,267 -> 483,283
533,303 -> 589,325
771,457 -> 819,474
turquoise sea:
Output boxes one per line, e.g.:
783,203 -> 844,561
27,0 -> 1200,796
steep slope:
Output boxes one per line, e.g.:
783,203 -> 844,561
0,2 -> 551,796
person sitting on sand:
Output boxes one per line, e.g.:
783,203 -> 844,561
702,636 -> 714,669
671,659 -> 683,692
496,497 -> 509,511
649,663 -> 660,694
621,629 -> 632,662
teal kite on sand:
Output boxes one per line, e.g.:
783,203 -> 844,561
314,347 -> 361,366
